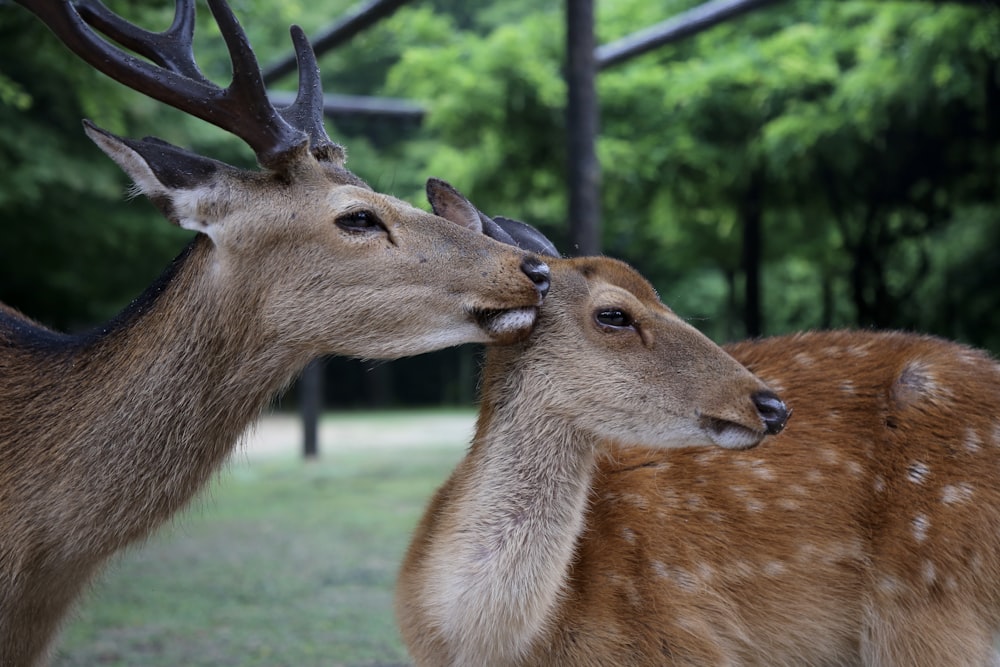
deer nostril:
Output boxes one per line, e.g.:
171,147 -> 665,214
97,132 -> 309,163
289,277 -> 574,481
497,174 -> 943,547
521,257 -> 550,298
752,390 -> 790,436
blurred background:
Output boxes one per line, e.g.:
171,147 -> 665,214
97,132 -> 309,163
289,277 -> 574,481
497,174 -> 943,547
2,0 -> 999,664
3,0 -> 998,409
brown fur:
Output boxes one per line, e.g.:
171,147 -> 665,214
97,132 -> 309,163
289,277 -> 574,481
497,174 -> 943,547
397,257 -> 779,666
397,267 -> 1000,665
0,132 -> 545,665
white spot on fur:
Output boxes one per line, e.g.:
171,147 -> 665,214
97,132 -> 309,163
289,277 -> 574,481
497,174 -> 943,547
796,543 -> 818,562
621,527 -> 637,544
820,449 -> 840,465
751,460 -> 774,480
922,560 -> 936,585
878,575 -> 901,593
694,450 -> 721,465
845,460 -> 863,477
731,485 -> 766,511
907,462 -> 930,484
794,352 -> 815,367
790,484 -> 808,496
821,540 -> 864,565
942,483 -> 974,504
912,514 -> 930,542
965,429 -> 983,453
764,561 -> 787,577
807,470 -> 824,483
653,561 -> 698,592
874,475 -> 886,493
778,498 -> 800,511
840,380 -> 855,394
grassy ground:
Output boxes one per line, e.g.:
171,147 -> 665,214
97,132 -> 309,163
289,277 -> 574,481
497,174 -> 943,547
50,411 -> 472,667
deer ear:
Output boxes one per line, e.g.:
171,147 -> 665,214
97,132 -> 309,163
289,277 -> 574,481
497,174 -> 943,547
425,178 -> 484,233
491,216 -> 561,258
83,120 -> 232,239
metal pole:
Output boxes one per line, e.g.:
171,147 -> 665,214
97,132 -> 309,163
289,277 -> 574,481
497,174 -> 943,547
262,0 -> 413,84
596,0 -> 785,70
566,0 -> 601,256
300,359 -> 323,459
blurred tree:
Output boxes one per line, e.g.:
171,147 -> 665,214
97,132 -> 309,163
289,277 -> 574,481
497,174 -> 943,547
383,0 -> 1000,347
3,0 -> 1000,408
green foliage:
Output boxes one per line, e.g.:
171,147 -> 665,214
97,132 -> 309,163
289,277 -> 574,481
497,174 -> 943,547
384,7 -> 568,227
2,0 -> 999,366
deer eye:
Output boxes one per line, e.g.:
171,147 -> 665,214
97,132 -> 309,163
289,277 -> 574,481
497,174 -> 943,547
336,210 -> 384,233
595,308 -> 635,330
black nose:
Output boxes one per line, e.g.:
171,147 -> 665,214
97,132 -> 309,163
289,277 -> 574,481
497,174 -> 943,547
521,257 -> 550,298
752,390 -> 789,435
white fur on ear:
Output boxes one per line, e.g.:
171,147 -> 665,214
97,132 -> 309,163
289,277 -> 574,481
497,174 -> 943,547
83,121 -> 221,244
85,123 -> 170,200
170,188 -> 219,242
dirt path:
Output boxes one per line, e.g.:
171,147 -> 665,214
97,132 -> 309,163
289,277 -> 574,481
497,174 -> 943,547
238,411 -> 476,460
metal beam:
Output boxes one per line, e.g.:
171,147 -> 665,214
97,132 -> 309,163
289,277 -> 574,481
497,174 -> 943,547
262,0 -> 414,85
268,91 -> 424,120
566,0 -> 601,256
596,0 -> 785,70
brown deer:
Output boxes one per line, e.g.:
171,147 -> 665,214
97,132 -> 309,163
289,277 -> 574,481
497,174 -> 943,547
397,218 -> 1000,666
1,2 -> 548,665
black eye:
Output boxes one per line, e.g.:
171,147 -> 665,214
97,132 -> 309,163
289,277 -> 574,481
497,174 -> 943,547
336,210 -> 384,233
595,308 -> 634,330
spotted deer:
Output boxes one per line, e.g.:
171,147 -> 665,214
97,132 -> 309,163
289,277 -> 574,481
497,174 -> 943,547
396,216 -> 1000,666
0,2 -> 548,664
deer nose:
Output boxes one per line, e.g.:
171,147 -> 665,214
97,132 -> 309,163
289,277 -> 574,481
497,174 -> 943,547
752,390 -> 789,435
521,257 -> 550,298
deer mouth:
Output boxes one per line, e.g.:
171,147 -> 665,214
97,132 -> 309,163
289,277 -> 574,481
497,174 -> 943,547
472,307 -> 538,342
699,416 -> 767,451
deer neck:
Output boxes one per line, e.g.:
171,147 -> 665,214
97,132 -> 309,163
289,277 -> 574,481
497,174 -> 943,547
425,353 -> 599,665
42,237 -> 305,555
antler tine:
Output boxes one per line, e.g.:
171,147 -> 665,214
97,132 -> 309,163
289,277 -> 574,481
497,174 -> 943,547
204,0 -> 309,167
15,0 -> 309,171
279,25 -> 344,164
74,0 -> 202,79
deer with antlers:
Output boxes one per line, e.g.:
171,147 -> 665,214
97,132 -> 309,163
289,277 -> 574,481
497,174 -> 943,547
1,1 -> 549,664
396,215 -> 1000,666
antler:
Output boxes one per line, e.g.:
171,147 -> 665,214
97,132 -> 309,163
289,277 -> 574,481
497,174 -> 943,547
15,0 -> 341,170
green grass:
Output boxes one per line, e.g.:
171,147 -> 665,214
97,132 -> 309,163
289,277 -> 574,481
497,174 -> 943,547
50,412 -> 470,667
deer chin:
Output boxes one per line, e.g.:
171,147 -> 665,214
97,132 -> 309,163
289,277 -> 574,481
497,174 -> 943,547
699,416 -> 767,451
473,307 -> 538,344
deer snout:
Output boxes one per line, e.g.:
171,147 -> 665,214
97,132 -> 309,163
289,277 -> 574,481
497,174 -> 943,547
752,390 -> 790,435
521,257 -> 551,300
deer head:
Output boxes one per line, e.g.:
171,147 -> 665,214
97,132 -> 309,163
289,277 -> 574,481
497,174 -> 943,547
477,214 -> 787,450
14,0 -> 551,359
